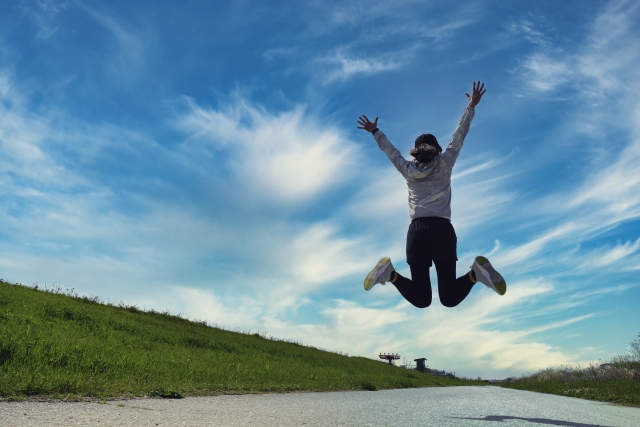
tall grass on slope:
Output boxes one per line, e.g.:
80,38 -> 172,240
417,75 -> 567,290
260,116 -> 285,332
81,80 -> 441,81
0,280 -> 481,400
501,357 -> 640,406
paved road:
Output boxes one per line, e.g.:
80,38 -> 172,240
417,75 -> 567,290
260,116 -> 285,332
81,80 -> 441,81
1,387 -> 639,427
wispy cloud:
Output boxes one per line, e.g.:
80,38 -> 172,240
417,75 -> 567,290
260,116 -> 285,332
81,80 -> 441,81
520,52 -> 571,93
0,72 -> 78,189
19,0 -> 69,39
578,239 -> 640,270
74,2 -> 151,80
513,0 -> 639,98
316,47 -> 408,84
264,2 -> 477,85
577,0 -> 640,94
320,0 -> 476,39
506,16 -> 553,47
497,0 -> 640,252
450,163 -> 517,237
566,284 -> 637,302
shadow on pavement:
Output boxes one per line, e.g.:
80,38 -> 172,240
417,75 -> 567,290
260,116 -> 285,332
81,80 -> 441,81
450,415 -> 614,427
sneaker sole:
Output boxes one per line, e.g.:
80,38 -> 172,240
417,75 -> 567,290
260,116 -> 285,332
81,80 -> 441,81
364,257 -> 390,291
475,256 -> 506,296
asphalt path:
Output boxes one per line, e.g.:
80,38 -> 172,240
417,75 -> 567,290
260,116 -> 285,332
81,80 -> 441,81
1,386 -> 639,426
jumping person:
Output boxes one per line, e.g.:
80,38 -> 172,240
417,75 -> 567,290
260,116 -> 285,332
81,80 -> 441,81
357,81 -> 506,308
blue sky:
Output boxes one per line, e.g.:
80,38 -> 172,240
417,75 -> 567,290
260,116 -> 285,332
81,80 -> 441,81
1,0 -> 639,379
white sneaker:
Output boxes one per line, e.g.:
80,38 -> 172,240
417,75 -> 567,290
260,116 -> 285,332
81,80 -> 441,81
364,257 -> 395,291
472,256 -> 506,295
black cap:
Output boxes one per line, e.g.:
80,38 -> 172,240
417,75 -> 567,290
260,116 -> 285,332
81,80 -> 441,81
414,133 -> 441,150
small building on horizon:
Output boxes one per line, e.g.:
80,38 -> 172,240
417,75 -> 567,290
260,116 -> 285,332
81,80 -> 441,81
404,357 -> 454,377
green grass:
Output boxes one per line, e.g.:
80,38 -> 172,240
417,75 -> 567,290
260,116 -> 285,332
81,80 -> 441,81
500,361 -> 640,407
0,280 -> 482,400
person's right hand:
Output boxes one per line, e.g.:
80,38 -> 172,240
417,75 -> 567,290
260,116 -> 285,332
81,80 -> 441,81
466,81 -> 486,107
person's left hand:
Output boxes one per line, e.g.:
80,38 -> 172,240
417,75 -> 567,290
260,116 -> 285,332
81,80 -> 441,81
357,115 -> 378,133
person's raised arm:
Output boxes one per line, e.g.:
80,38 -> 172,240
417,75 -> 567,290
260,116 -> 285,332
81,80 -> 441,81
442,81 -> 486,164
357,114 -> 413,179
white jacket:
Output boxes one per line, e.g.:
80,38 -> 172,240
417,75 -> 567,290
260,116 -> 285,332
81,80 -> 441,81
372,105 -> 475,220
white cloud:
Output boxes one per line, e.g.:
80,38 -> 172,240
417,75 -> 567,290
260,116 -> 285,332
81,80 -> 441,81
176,95 -> 357,202
494,0 -> 640,272
286,223 -> 371,285
317,48 -> 407,84
164,286 -> 262,330
451,172 -> 515,237
310,7 -> 476,85
75,2 -> 150,80
257,2 -> 479,92
520,52 -> 570,93
297,1 -> 477,84
577,0 -> 640,94
262,47 -> 299,62
507,17 -> 551,46
566,284 -> 636,302
143,277 -> 592,379
569,133 -> 640,220
578,239 -> 640,270
340,167 -> 408,228
410,279 -> 595,376
321,0 -> 476,40
19,0 -> 69,40
514,0 -> 640,98
495,222 -> 582,270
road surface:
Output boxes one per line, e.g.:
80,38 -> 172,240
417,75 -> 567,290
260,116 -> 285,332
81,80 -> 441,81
1,386 -> 639,426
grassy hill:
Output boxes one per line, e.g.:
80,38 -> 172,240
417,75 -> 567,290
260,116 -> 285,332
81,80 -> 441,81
0,280 -> 481,400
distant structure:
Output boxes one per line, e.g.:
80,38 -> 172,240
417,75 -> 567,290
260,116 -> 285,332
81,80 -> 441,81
379,353 -> 400,364
414,358 -> 427,372
403,357 -> 455,377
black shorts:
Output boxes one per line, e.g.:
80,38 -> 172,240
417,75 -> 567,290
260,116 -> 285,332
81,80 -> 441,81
406,216 -> 458,267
